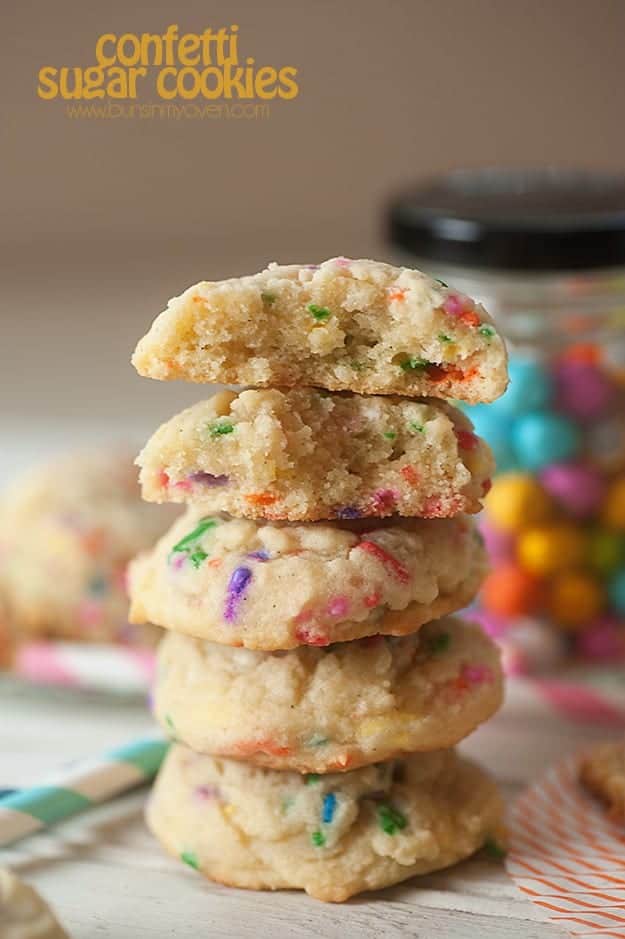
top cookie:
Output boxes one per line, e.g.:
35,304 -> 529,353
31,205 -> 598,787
132,257 -> 508,403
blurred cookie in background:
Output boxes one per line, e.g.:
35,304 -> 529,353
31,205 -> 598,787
0,449 -> 177,647
579,738 -> 625,821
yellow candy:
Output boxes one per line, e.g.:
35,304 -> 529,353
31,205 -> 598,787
517,524 -> 586,576
485,473 -> 552,533
601,476 -> 625,530
547,572 -> 604,629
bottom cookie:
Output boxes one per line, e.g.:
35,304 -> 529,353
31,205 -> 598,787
147,743 -> 504,902
579,739 -> 625,821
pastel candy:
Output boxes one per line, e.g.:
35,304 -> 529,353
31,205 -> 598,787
587,529 -> 624,575
553,360 -> 615,421
478,519 -> 515,562
547,571 -> 604,629
480,563 -> 541,618
517,524 -> 585,576
607,568 -> 625,613
602,476 -> 625,530
485,473 -> 552,532
540,463 -> 604,518
512,412 -> 580,471
494,359 -> 552,416
575,618 -> 625,661
466,406 -> 518,473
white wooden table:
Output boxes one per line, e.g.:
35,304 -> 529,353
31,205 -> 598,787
1,677 -> 621,938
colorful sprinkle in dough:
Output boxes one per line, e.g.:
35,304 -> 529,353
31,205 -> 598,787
322,792 -> 337,824
357,540 -> 410,585
311,830 -> 326,847
336,506 -> 361,519
400,356 -> 429,372
377,803 -> 407,835
180,849 -> 200,869
308,304 -> 331,321
188,472 -> 229,487
224,566 -> 253,622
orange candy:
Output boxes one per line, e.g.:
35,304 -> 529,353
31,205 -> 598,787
480,563 -> 541,618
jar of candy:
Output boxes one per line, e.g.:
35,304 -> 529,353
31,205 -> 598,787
388,169 -> 625,673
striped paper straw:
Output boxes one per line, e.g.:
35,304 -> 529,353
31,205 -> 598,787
0,737 -> 168,847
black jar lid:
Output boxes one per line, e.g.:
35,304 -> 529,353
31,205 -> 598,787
388,168 -> 625,272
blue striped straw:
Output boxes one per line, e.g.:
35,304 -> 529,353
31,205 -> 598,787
0,737 -> 168,847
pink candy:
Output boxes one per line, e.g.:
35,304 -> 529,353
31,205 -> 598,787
540,462 -> 605,518
478,520 -> 515,562
553,361 -> 615,421
575,618 -> 625,661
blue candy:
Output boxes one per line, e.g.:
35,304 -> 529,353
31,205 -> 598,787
512,412 -> 580,471
493,358 -> 553,416
608,569 -> 625,613
464,405 -> 519,474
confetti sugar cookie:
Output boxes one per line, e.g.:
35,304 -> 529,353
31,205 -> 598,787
579,738 -> 625,821
132,257 -> 508,404
0,450 -> 177,644
154,617 -> 503,773
136,388 -> 494,521
129,511 -> 487,650
146,743 -> 504,902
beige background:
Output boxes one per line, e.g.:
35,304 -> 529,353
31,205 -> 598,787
3,0 -> 625,478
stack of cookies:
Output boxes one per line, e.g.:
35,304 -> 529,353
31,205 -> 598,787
129,257 -> 509,902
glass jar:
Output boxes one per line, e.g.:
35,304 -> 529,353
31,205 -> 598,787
388,169 -> 625,674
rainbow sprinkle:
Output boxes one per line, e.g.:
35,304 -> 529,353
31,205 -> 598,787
358,540 -> 410,584
307,303 -> 331,321
377,803 -> 407,835
399,356 -> 428,372
336,505 -> 361,519
180,850 -> 200,869
224,566 -> 253,622
327,596 -> 349,617
194,784 -> 220,801
311,830 -> 326,847
322,792 -> 337,823
305,774 -> 321,785
208,420 -> 234,437
170,517 -> 217,568
189,472 -> 229,487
